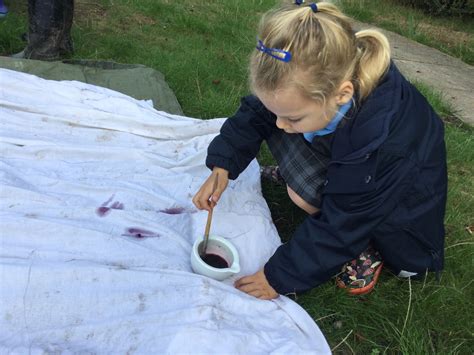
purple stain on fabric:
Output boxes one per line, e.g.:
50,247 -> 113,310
103,194 -> 115,206
96,194 -> 124,217
111,201 -> 124,210
96,206 -> 111,217
122,227 -> 160,239
160,207 -> 186,215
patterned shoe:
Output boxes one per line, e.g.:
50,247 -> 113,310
260,165 -> 286,186
336,246 -> 383,295
0,4 -> 8,19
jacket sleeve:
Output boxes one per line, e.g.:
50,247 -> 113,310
264,150 -> 418,295
206,95 -> 277,180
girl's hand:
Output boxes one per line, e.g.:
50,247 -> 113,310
192,167 -> 229,212
234,269 -> 279,300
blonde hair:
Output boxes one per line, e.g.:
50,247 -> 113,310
250,2 -> 391,103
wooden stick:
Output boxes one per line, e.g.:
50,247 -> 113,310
203,208 -> 214,241
201,173 -> 219,255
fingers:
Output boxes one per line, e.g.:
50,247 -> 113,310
249,290 -> 263,298
235,281 -> 259,294
234,274 -> 263,294
234,271 -> 280,300
235,281 -> 276,300
210,191 -> 221,208
234,275 -> 254,289
236,283 -> 262,299
210,169 -> 229,206
192,168 -> 229,211
192,187 -> 210,211
192,176 -> 216,211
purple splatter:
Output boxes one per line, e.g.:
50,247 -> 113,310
96,206 -> 111,217
160,207 -> 186,215
122,227 -> 160,239
111,201 -> 124,210
96,194 -> 124,217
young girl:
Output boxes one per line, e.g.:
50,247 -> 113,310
193,1 -> 447,299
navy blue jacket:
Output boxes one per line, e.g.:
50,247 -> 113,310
206,63 -> 447,295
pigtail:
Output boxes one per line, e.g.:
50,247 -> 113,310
354,30 -> 391,100
251,2 -> 391,104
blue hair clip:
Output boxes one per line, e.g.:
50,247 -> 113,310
295,0 -> 304,4
256,40 -> 292,63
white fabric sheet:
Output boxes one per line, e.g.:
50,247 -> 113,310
0,69 -> 330,354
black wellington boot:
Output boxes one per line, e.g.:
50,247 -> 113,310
15,0 -> 74,61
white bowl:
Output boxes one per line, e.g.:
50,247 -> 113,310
191,235 -> 240,281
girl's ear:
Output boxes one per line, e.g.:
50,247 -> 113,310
335,81 -> 354,105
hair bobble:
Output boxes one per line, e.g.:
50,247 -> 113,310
294,1 -> 318,13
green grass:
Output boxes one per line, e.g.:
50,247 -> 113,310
1,0 -> 473,353
338,0 -> 474,65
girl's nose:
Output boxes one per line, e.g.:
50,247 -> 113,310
276,117 -> 289,130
